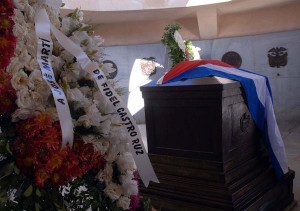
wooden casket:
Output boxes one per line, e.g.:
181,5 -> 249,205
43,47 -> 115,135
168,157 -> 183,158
140,77 -> 294,211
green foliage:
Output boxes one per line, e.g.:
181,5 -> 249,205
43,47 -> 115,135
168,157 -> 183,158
161,23 -> 195,68
161,23 -> 185,67
185,40 -> 195,61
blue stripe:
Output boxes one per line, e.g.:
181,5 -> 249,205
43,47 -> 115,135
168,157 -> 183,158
237,68 -> 274,101
163,66 -> 284,177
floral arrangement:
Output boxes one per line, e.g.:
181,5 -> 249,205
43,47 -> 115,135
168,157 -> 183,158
161,23 -> 195,67
0,0 -> 152,210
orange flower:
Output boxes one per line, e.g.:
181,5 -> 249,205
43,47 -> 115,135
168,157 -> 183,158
35,168 -> 49,187
34,114 -> 53,127
0,16 -> 13,30
0,0 -> 15,15
0,36 -> 10,49
51,171 -> 61,185
0,91 -> 17,115
13,115 -> 106,187
46,154 -> 64,171
0,71 -> 17,116
23,156 -> 35,167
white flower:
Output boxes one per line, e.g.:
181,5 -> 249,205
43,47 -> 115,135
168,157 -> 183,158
51,55 -> 64,71
18,49 -> 31,65
11,70 -> 30,90
25,33 -> 37,57
25,58 -> 40,71
97,118 -> 112,136
77,10 -> 84,22
16,88 -> 33,109
6,57 -> 24,74
45,5 -> 61,28
24,2 -> 35,23
13,0 -> 26,10
122,179 -> 138,196
82,135 -> 110,153
14,40 -> 26,56
96,163 -> 113,184
76,115 -> 92,128
104,183 -> 123,201
88,46 -> 103,61
105,145 -> 120,162
71,31 -> 90,46
67,88 -> 90,106
108,124 -> 129,145
61,62 -> 86,83
60,50 -> 75,63
192,46 -> 201,60
76,104 -> 102,127
13,8 -> 26,24
115,142 -> 130,154
61,17 -> 81,35
93,91 -> 115,114
92,35 -> 104,47
31,91 -> 46,108
79,86 -> 91,96
28,69 -> 42,85
116,196 -> 131,210
45,107 -> 59,121
61,17 -> 72,34
117,153 -> 136,173
13,23 -> 27,42
12,108 -> 33,121
120,171 -> 135,185
29,71 -> 51,102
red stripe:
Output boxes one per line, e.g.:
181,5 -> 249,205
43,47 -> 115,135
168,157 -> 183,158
162,60 -> 234,83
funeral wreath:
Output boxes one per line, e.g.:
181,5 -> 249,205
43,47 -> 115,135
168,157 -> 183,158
161,23 -> 194,67
0,0 -> 156,210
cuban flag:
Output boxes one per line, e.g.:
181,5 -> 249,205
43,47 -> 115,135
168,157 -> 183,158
160,60 -> 288,178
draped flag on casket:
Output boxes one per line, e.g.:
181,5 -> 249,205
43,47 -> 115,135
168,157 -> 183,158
159,60 -> 288,178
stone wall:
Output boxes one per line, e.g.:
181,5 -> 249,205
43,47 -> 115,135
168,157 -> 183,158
103,30 -> 300,123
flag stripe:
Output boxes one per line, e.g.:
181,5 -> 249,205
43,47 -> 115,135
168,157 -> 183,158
162,60 -> 233,83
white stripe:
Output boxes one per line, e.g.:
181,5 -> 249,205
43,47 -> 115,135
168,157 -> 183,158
203,64 -> 267,106
265,88 -> 288,173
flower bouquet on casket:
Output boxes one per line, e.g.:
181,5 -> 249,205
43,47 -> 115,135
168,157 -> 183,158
0,0 -> 155,210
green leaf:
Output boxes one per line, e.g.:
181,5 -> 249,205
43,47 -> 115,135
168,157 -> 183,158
35,202 -> 41,211
3,162 -> 14,177
5,142 -> 12,155
13,165 -> 20,175
0,189 -> 8,203
24,185 -> 33,197
35,188 -> 42,197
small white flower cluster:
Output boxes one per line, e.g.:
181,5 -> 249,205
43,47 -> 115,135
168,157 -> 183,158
8,0 -> 138,210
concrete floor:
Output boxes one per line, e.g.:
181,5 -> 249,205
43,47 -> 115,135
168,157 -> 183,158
139,106 -> 300,210
277,107 -> 300,211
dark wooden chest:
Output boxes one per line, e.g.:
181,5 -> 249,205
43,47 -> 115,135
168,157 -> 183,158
140,77 -> 294,211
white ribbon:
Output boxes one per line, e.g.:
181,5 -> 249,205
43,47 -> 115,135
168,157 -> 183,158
35,4 -> 74,149
35,0 -> 159,186
174,30 -> 186,53
50,24 -> 159,187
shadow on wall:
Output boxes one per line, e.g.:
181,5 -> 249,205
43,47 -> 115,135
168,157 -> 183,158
103,30 -> 300,124
127,58 -> 165,124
